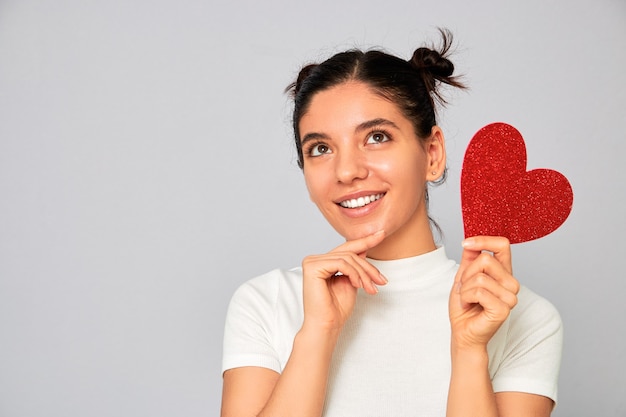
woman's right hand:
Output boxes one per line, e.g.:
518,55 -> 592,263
223,230 -> 387,417
301,230 -> 388,333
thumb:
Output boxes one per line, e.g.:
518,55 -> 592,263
450,240 -> 479,310
455,239 -> 482,284
332,230 -> 386,257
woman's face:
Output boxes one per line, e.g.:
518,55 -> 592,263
299,81 -> 445,256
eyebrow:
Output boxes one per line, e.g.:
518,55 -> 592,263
301,118 -> 400,147
356,118 -> 400,133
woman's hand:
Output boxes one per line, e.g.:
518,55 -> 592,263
223,231 -> 387,417
301,230 -> 387,333
448,236 -> 520,350
446,240 -> 552,417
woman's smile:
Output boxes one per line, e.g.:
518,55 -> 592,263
337,192 -> 385,209
335,191 -> 386,220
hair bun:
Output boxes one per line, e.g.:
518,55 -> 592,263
409,47 -> 455,78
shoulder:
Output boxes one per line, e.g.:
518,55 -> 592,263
490,286 -> 563,402
226,267 -> 304,324
498,285 -> 563,371
230,267 -> 303,306
222,267 -> 305,374
510,286 -> 562,335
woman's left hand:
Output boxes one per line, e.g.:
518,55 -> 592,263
448,236 -> 520,350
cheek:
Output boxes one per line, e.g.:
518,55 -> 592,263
370,158 -> 393,173
303,170 -> 328,205
372,153 -> 426,187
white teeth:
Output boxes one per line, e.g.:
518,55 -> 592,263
339,193 -> 383,209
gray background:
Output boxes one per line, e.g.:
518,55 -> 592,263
1,0 -> 624,416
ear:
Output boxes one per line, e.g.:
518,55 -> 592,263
425,126 -> 446,181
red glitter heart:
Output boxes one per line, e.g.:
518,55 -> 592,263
460,122 -> 573,244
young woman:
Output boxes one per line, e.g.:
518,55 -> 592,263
221,31 -> 562,417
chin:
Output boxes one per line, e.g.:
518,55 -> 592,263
338,222 -> 385,242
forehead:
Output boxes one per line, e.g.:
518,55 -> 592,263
299,81 -> 409,135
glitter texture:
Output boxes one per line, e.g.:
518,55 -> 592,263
461,123 -> 574,244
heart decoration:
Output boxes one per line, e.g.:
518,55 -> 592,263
460,122 -> 573,244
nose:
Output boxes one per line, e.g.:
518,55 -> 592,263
335,149 -> 368,184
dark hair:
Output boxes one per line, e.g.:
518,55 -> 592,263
286,29 -> 466,239
286,28 -> 465,170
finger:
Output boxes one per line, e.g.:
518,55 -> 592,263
351,253 -> 388,288
304,255 -> 363,290
454,243 -> 485,289
462,236 -> 512,274
459,285 -> 515,323
331,230 -> 386,257
459,252 -> 520,295
304,253 -> 384,295
333,253 -> 381,294
458,272 -> 518,309
455,246 -> 481,283
340,251 -> 388,292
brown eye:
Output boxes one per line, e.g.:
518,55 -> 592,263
367,132 -> 390,144
310,143 -> 331,156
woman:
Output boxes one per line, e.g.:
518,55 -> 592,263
221,31 -> 562,416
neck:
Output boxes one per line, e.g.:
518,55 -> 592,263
366,214 -> 437,260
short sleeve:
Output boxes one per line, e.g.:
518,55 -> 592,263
221,274 -> 282,374
491,286 -> 563,404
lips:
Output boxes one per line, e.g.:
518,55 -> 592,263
338,193 -> 385,209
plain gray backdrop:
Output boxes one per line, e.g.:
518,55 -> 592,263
1,0 -> 624,416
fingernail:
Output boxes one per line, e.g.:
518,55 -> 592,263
374,230 -> 385,237
380,273 -> 388,284
372,283 -> 379,293
461,238 -> 474,248
455,281 -> 462,293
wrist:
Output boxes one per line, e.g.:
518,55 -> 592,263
450,341 -> 489,367
297,323 -> 342,349
301,313 -> 346,335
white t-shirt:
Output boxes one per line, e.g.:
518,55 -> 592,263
222,247 -> 562,416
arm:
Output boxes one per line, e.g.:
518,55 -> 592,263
221,231 -> 387,417
221,326 -> 339,417
222,367 -> 279,417
447,345 -> 554,417
446,236 -> 555,417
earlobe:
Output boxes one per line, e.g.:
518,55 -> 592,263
426,126 -> 447,181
